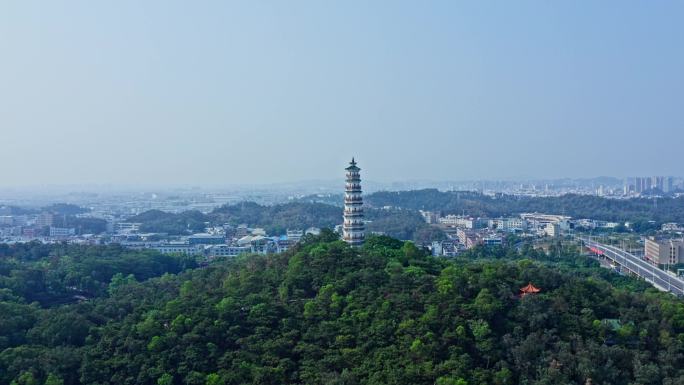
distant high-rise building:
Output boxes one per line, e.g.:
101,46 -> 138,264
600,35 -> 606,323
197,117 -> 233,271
343,158 -> 365,246
632,176 -> 671,194
634,177 -> 647,193
652,176 -> 665,191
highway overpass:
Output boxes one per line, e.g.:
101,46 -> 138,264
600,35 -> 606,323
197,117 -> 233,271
579,237 -> 684,296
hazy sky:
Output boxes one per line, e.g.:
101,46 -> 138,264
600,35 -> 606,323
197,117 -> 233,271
1,1 -> 682,186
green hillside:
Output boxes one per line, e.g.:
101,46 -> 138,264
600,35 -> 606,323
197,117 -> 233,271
1,234 -> 684,384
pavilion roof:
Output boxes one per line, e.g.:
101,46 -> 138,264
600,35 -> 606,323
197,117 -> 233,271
520,283 -> 541,294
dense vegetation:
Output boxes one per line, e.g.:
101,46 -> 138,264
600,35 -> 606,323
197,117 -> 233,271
43,204 -> 90,216
0,242 -> 196,306
210,202 -> 342,234
366,208 -> 446,244
53,216 -> 107,235
130,210 -> 210,235
0,206 -> 37,215
128,203 -> 342,236
367,189 -> 684,227
3,235 -> 684,384
130,202 -> 445,242
0,243 -> 197,385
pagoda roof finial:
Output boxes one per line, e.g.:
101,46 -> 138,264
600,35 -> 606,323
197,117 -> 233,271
346,157 -> 360,171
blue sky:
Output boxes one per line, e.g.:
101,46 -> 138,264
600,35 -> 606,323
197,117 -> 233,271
0,1 -> 682,186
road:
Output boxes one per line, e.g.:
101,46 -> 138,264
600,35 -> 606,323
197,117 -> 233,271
579,237 -> 684,296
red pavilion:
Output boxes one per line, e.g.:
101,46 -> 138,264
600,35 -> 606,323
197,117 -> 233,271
519,283 -> 541,297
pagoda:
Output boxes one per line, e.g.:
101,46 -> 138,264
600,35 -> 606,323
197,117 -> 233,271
343,158 -> 365,246
519,283 -> 541,297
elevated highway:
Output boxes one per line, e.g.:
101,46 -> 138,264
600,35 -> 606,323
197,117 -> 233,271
578,237 -> 684,296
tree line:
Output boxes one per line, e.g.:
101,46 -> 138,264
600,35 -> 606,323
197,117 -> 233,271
367,189 -> 684,226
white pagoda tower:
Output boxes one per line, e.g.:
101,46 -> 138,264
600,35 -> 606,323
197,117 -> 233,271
343,158 -> 365,246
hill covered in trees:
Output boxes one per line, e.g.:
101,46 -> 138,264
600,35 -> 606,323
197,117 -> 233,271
367,189 -> 684,227
128,202 -> 342,236
210,202 -> 342,234
129,210 -> 211,235
129,202 -> 444,243
2,235 -> 684,384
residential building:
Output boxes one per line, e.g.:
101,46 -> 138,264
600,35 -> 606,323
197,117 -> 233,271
248,235 -> 277,254
456,228 -> 472,246
205,244 -> 250,258
235,225 -> 249,237
286,229 -> 304,242
662,223 -> 684,232
665,177 -> 674,193
456,228 -> 502,249
488,217 -> 527,233
439,215 -> 487,229
431,241 -> 443,256
420,210 -> 440,224
545,223 -> 561,237
645,237 -> 684,265
276,238 -> 295,253
153,243 -> 203,256
440,215 -> 468,227
430,240 -> 458,257
50,227 -> 76,237
482,234 -> 503,246
22,228 -> 40,237
633,176 -> 672,194
35,212 -> 54,227
115,222 -> 142,233
188,234 -> 225,245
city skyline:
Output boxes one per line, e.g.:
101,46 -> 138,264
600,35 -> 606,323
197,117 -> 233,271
0,174 -> 682,195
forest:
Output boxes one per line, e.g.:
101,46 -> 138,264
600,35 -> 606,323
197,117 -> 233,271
2,234 -> 684,384
128,202 -> 342,236
129,203 -> 444,243
366,189 -> 684,227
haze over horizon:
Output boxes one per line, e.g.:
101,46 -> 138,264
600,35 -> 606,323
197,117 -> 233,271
2,1 -> 683,186
0,175 -> 657,193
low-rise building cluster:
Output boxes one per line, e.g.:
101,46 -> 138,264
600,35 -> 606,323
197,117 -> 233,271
0,208 -> 321,260
422,210 -> 626,257
116,225 -> 322,260
0,212 -> 79,241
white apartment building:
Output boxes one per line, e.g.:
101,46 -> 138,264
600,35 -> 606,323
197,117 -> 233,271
645,237 -> 684,265
115,222 -> 142,233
